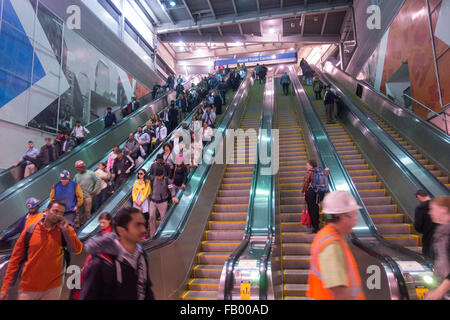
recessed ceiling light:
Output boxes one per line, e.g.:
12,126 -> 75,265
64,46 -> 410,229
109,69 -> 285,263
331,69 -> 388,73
269,28 -> 276,34
169,1 -> 176,7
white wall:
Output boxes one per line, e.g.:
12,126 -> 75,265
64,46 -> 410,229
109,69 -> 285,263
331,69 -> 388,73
0,120 -> 54,170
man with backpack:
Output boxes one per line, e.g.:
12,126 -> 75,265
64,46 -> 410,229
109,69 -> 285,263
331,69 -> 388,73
302,160 -> 330,233
0,200 -> 83,300
77,207 -> 154,300
280,72 -> 291,96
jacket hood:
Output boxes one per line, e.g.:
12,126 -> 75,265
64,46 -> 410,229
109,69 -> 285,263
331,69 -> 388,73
85,232 -> 121,257
85,232 -> 144,259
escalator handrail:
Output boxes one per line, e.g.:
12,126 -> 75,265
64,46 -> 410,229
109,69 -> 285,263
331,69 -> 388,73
323,65 -> 450,140
300,67 -> 435,268
315,67 -> 449,197
290,66 -> 412,299
224,76 -> 276,300
140,73 -> 251,250
0,83 -> 191,204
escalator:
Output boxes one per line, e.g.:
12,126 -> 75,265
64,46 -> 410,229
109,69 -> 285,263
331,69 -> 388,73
302,83 -> 421,253
275,81 -> 312,300
181,83 -> 264,300
0,87 -> 184,230
353,105 -> 449,189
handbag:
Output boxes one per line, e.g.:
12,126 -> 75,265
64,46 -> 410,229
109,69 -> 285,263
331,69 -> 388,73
301,206 -> 311,226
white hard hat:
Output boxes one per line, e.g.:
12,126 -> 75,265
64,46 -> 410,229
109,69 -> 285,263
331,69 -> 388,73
322,191 -> 362,215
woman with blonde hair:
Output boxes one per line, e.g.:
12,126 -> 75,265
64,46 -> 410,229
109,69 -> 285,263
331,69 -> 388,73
426,196 -> 450,300
132,169 -> 151,231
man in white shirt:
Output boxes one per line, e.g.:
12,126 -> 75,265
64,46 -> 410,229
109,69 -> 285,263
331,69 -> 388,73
71,121 -> 90,146
202,106 -> 216,127
135,126 -> 151,158
155,121 -> 167,148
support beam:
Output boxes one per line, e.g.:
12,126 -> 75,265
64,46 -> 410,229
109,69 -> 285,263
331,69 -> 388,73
231,0 -> 238,16
198,29 -> 203,36
301,14 -> 305,36
136,0 -> 160,26
238,23 -> 244,36
321,12 -> 328,35
304,0 -> 308,6
156,3 -> 352,34
181,0 -> 196,22
156,0 -> 176,24
206,0 -> 216,19
217,26 -> 223,37
280,0 -> 283,9
161,32 -> 340,43
256,0 -> 260,13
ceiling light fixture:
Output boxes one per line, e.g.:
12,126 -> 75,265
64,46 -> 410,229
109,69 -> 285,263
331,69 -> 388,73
169,1 -> 176,7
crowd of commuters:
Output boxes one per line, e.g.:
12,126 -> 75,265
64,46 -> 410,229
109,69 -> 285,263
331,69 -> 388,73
0,68 -> 247,300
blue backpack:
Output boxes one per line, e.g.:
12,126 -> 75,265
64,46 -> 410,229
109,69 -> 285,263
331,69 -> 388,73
311,167 -> 328,193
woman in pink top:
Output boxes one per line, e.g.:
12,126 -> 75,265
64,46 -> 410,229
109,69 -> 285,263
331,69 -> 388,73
106,145 -> 120,172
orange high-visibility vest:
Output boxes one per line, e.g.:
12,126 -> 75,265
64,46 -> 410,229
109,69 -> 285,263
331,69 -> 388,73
307,225 -> 365,300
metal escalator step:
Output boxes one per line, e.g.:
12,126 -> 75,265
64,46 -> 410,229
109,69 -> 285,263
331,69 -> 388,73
193,265 -> 224,278
208,221 -> 246,230
222,177 -> 253,184
283,269 -> 310,283
205,230 -> 244,241
281,190 -> 303,197
281,222 -> 310,233
213,204 -> 248,212
220,183 -> 251,190
370,214 -> 404,224
211,212 -> 247,221
284,284 -> 308,296
354,182 -> 382,189
341,159 -> 366,165
358,189 -> 386,197
197,253 -> 231,265
226,166 -> 254,173
187,278 -> 220,291
376,224 -> 412,235
348,170 -> 374,177
360,196 -> 392,205
181,290 -> 218,300
280,198 -> 305,206
281,204 -> 304,213
218,190 -> 251,197
282,243 -> 311,255
345,164 -> 369,170
279,184 -> 303,191
365,204 -> 398,214
281,213 -> 301,222
282,232 -> 315,243
279,177 -> 304,184
351,176 -> 378,183
201,241 -> 240,252
224,172 -> 253,178
284,296 -> 313,300
215,196 -> 249,204
383,235 -> 420,247
405,246 -> 422,253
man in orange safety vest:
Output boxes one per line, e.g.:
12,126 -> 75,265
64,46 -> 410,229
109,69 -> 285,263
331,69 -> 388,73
307,191 -> 366,300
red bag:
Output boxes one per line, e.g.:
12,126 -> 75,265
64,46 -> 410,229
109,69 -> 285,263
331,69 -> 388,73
301,208 -> 311,226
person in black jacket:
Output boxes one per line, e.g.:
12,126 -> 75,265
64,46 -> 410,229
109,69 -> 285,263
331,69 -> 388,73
104,107 -> 117,129
324,85 -> 336,124
112,149 -> 134,191
414,190 -> 437,259
79,207 -> 154,300
168,102 -> 179,133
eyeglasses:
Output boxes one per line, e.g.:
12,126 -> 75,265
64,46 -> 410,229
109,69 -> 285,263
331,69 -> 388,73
138,173 -> 145,175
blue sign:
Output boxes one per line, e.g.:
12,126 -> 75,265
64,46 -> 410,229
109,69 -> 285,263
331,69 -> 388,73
0,0 -> 46,108
215,52 -> 297,68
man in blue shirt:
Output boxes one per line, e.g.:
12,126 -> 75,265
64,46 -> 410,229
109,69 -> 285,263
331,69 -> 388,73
15,141 -> 40,178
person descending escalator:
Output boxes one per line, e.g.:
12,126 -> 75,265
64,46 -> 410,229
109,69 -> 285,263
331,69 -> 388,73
307,191 -> 366,300
77,207 -> 155,300
324,85 -> 337,124
426,196 -> 450,300
414,190 -> 438,260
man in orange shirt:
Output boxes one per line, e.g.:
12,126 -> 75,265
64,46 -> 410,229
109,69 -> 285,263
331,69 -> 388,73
0,198 -> 43,243
0,200 -> 83,300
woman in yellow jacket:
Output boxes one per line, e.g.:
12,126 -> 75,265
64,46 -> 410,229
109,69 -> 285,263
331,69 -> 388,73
132,169 -> 151,232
